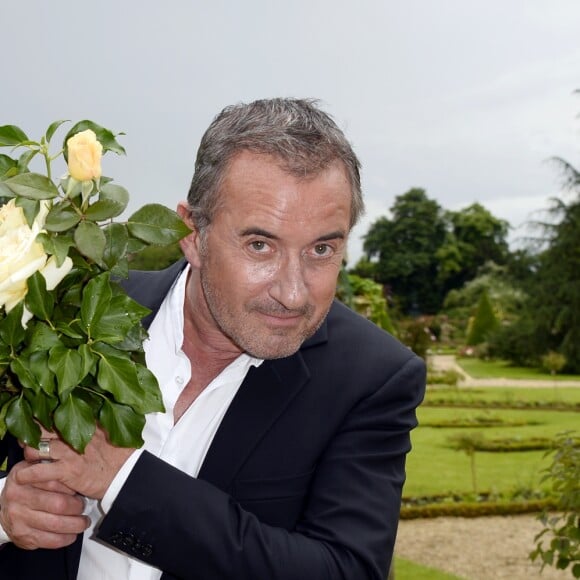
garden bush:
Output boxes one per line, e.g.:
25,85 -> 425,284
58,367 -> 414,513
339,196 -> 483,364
530,431 -> 580,577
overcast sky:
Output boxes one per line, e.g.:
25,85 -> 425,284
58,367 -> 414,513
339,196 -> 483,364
2,1 -> 579,264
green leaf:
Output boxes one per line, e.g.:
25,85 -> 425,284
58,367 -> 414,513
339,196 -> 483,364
85,183 -> 129,220
96,351 -> 140,405
0,154 -> 18,178
0,344 -> 11,375
5,396 -> 41,447
127,204 -> 191,245
98,399 -> 145,448
25,389 -> 58,430
113,323 -> 149,352
14,197 -> 40,227
55,322 -> 85,341
90,295 -> 142,343
18,149 -> 38,173
135,364 -> 165,413
28,350 -> 56,396
0,125 -> 29,147
63,121 -> 126,157
48,345 -> 84,397
78,343 -> 97,377
126,237 -> 148,254
45,120 -> 69,143
0,392 -> 13,439
37,233 -> 74,267
3,173 -> 59,200
0,302 -> 26,347
45,203 -> 81,232
80,272 -> 112,332
11,356 -> 41,393
25,271 -> 54,321
54,394 -> 96,453
26,321 -> 62,352
60,176 -> 82,198
74,220 -> 106,264
102,223 -> 129,269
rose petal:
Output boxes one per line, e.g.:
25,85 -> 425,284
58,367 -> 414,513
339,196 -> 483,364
41,255 -> 73,290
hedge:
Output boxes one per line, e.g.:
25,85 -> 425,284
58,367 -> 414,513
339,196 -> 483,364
400,498 -> 559,519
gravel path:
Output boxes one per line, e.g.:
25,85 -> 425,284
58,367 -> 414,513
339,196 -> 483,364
429,355 -> 580,388
395,514 -> 571,579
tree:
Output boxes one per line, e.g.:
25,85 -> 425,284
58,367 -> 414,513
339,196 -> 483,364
443,261 -> 526,322
359,191 -> 513,316
466,288 -> 499,346
362,188 -> 447,313
438,203 -> 510,293
490,113 -> 580,372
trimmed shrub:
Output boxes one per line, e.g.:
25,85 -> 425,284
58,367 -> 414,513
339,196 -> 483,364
466,289 -> 499,346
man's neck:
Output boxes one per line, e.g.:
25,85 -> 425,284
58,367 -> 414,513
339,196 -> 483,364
174,272 -> 243,423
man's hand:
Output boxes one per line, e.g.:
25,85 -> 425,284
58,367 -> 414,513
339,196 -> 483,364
0,461 -> 89,550
21,426 -> 135,500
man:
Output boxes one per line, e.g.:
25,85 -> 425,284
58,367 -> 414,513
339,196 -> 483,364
0,98 -> 425,579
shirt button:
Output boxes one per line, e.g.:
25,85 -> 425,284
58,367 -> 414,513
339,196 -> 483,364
175,376 -> 184,385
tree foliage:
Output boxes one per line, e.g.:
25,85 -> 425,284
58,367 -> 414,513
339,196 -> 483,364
492,185 -> 580,372
360,189 -> 511,316
466,288 -> 499,346
438,202 -> 510,292
362,188 -> 447,314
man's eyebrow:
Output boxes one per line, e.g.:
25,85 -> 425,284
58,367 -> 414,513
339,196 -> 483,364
239,228 -> 346,242
317,231 -> 346,242
240,227 -> 279,239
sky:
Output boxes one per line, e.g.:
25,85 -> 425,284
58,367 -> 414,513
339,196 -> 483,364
2,1 -> 579,265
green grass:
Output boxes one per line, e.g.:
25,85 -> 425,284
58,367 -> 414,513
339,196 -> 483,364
456,358 -> 580,381
395,557 -> 464,579
404,389 -> 580,497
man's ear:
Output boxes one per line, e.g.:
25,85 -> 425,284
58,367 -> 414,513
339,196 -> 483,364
177,201 -> 203,269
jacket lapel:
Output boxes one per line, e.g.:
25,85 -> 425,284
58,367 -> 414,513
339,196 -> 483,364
124,261 -> 331,492
197,351 -> 310,491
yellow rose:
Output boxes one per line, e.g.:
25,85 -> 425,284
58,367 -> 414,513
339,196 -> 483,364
0,199 -> 73,324
67,129 -> 103,181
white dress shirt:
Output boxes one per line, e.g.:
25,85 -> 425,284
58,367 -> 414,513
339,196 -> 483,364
0,265 -> 262,580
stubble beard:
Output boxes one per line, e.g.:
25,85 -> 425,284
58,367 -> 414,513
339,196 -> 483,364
199,267 -> 329,360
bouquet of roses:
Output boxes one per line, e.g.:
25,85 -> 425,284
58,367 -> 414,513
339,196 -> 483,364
0,120 -> 190,453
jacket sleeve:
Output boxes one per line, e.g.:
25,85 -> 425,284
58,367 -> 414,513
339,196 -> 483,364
96,355 -> 426,580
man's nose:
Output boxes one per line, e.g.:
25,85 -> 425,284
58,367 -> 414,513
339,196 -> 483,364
269,256 -> 308,310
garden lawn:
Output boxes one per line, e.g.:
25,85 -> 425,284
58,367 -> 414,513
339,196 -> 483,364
395,557 -> 464,579
403,390 -> 580,497
455,358 -> 580,381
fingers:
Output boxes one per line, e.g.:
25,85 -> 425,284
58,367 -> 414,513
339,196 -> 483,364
22,428 -> 135,499
28,479 -> 79,496
23,437 -> 67,464
0,462 -> 90,550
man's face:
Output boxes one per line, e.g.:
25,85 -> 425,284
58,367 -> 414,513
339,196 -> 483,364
183,150 -> 352,360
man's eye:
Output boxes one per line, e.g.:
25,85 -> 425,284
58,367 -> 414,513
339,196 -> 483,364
250,240 -> 268,252
313,244 -> 332,256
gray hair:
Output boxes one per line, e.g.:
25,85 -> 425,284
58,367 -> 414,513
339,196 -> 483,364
187,98 -> 364,231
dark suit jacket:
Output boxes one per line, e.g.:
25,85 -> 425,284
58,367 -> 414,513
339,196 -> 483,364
0,260 -> 425,579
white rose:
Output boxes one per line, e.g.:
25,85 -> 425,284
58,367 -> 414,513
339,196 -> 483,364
0,199 -> 73,325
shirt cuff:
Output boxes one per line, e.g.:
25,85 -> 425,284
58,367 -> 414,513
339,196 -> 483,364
0,477 -> 11,544
100,449 -> 144,514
